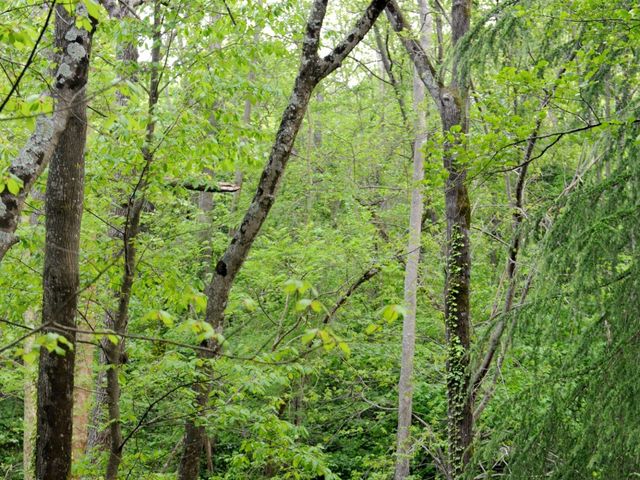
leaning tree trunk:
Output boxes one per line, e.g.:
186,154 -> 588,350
177,1 -> 391,477
0,4 -> 94,263
394,2 -> 430,478
35,6 -> 93,479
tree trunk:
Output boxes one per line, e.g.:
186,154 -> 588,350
394,3 -> 429,478
0,5 -> 93,263
386,1 -> 472,475
442,2 -> 473,474
177,2 -> 391,477
23,309 -> 38,480
102,5 -> 160,478
36,6 -> 92,478
71,320 -> 96,468
441,100 -> 473,477
86,0 -> 140,460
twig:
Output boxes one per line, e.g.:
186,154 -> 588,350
0,1 -> 56,115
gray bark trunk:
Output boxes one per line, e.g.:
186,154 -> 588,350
36,6 -> 92,479
0,5 -> 94,263
394,2 -> 429,477
386,1 -> 473,475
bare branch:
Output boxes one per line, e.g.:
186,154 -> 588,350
320,0 -> 391,77
385,0 -> 442,103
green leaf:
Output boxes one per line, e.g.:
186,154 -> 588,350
191,293 -> 207,313
295,298 -> 313,311
243,298 -> 257,312
365,324 -> 381,335
337,341 -> 351,357
158,310 -> 174,327
6,175 -> 22,195
283,279 -> 300,295
82,0 -> 107,22
301,329 -> 317,345
23,349 -> 39,365
76,16 -> 93,31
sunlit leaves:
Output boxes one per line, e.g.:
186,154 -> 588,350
301,327 -> 350,357
18,332 -> 74,363
0,172 -> 23,195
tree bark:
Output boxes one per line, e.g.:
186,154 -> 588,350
394,2 -> 429,477
101,5 -> 159,478
35,6 -> 92,479
0,5 -> 94,263
177,2 -> 391,477
386,0 -> 473,475
23,309 -> 38,480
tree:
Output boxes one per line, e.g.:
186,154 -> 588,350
386,1 -> 473,474
0,1 -> 637,479
35,5 -> 93,479
394,1 -> 429,478
179,1 -> 393,476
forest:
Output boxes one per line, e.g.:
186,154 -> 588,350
0,0 -> 638,479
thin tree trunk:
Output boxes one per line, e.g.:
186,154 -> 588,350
101,5 -> 161,478
23,309 -> 37,480
394,4 -> 429,477
374,24 -> 407,123
178,2 -> 391,477
470,53 -> 579,399
86,0 -> 140,458
71,318 -> 96,466
231,28 -> 260,216
36,6 -> 92,478
386,1 -> 473,475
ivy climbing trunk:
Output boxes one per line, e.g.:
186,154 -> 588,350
36,6 -> 93,479
440,1 -> 473,473
440,92 -> 473,476
177,1 -> 391,477
386,0 -> 473,475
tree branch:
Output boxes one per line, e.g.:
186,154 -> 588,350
0,5 -> 94,263
385,0 -> 442,104
319,0 -> 391,77
167,179 -> 240,193
0,1 -> 56,115
322,267 -> 380,324
302,0 -> 329,61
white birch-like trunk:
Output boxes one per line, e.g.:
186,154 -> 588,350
394,2 -> 429,477
23,309 -> 37,480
